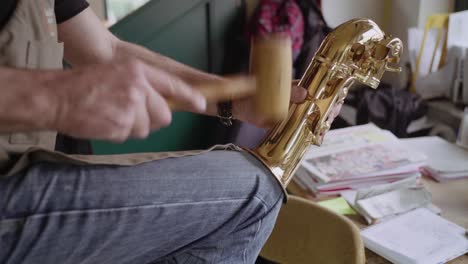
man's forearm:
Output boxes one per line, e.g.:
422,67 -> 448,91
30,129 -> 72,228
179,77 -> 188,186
57,7 -> 218,84
58,8 -> 221,116
0,67 -> 58,132
113,40 -> 220,116
114,40 -> 220,84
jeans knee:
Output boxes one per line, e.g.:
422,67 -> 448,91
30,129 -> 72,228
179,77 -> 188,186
255,172 -> 284,213
226,152 -> 284,218
237,152 -> 284,213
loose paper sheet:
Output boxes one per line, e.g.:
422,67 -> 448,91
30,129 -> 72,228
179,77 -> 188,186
317,197 -> 356,215
402,136 -> 468,172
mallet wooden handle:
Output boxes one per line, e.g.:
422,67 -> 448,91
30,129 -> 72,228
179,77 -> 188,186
168,76 -> 256,111
250,35 -> 292,124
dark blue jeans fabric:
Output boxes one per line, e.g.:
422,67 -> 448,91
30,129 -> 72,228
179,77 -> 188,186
0,150 -> 283,264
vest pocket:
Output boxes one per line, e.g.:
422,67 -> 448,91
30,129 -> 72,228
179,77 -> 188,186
0,34 -> 29,69
26,39 -> 64,70
9,133 -> 39,145
0,37 -> 64,70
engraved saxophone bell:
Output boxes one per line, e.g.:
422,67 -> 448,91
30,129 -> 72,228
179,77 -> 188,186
246,19 -> 403,189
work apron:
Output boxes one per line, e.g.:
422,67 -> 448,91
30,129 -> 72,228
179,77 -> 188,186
0,0 -> 244,179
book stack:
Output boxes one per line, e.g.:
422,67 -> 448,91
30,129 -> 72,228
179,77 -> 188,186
293,124 -> 427,197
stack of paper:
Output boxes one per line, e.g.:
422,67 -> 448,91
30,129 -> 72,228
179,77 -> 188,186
361,208 -> 468,264
293,124 -> 427,196
402,136 -> 468,182
341,176 -> 439,224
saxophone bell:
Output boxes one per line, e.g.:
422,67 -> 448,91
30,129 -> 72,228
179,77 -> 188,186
246,19 -> 404,190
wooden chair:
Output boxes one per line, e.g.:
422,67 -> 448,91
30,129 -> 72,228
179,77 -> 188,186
260,195 -> 365,264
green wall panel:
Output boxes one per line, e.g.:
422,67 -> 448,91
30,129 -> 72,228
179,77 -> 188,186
92,0 -> 242,154
147,4 -> 210,71
92,112 -> 210,153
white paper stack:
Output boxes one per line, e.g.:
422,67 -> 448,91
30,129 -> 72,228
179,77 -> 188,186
361,208 -> 468,264
293,124 -> 427,196
341,176 -> 439,224
402,136 -> 468,182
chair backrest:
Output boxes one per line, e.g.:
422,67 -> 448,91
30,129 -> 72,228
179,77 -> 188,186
260,195 -> 365,264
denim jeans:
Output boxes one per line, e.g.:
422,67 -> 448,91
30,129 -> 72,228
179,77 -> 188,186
0,150 -> 283,264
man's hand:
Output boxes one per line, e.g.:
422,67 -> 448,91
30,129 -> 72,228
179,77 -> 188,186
50,59 -> 206,142
232,81 -> 308,127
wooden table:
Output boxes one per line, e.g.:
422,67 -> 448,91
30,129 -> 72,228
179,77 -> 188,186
288,176 -> 468,263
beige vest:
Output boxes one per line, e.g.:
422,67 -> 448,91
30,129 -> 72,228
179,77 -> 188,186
0,0 -> 61,153
0,0 -> 242,178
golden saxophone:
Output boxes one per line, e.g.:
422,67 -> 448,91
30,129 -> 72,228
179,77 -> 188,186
246,19 -> 403,189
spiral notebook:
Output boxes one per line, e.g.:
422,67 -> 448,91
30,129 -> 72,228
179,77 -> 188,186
361,208 -> 468,264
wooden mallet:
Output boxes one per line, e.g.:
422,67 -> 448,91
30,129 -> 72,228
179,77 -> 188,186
168,76 -> 257,111
169,34 -> 293,125
250,34 -> 293,124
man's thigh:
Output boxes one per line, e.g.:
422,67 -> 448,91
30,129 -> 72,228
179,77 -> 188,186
0,150 -> 283,264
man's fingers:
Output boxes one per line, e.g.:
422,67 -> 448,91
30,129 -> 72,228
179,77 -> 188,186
145,87 -> 172,131
143,66 -> 206,112
331,101 -> 344,119
290,85 -> 308,103
130,95 -> 151,139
